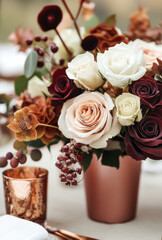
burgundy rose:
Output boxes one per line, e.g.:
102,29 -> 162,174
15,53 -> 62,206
38,5 -> 62,31
48,67 -> 82,103
129,76 -> 162,108
124,107 -> 162,160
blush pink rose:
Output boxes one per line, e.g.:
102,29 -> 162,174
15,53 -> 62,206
128,39 -> 162,69
58,91 -> 121,149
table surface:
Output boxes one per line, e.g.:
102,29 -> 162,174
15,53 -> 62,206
0,140 -> 162,240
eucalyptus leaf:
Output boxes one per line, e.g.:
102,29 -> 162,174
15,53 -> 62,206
104,14 -> 116,27
26,139 -> 45,148
15,75 -> 28,96
101,150 -> 120,169
85,16 -> 100,32
24,51 -> 38,79
81,151 -> 93,171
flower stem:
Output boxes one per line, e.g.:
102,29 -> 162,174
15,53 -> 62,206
61,0 -> 82,40
39,123 -> 58,129
75,0 -> 84,21
55,28 -> 72,59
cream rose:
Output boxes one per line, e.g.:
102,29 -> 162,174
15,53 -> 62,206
66,52 -> 104,90
54,27 -> 85,64
28,76 -> 50,98
115,93 -> 142,126
58,91 -> 121,149
128,39 -> 162,69
97,42 -> 146,88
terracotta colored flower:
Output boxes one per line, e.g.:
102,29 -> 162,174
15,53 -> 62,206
8,107 -> 39,141
41,127 -> 61,145
38,5 -> 62,31
8,27 -> 34,52
89,23 -> 128,52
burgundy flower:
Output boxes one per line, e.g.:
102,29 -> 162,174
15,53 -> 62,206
48,67 -> 82,103
38,5 -> 62,31
81,35 -> 98,51
124,107 -> 162,160
129,76 -> 162,108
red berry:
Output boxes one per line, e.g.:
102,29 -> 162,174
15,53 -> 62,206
76,168 -> 82,174
59,59 -> 65,65
6,152 -> 13,160
42,36 -> 48,41
65,181 -> 70,186
71,179 -> 77,186
26,39 -> 33,45
66,159 -> 72,165
18,155 -> 27,164
67,174 -> 73,180
58,155 -> 64,161
72,172 -> 77,178
59,174 -> 65,178
62,167 -> 68,173
74,143 -> 82,150
38,49 -> 44,57
10,158 -> 19,168
77,154 -> 85,162
37,60 -> 44,68
61,145 -> 69,152
35,36 -> 41,42
16,150 -> 23,158
0,157 -> 8,167
61,176 -> 66,182
55,161 -> 62,169
50,43 -> 58,53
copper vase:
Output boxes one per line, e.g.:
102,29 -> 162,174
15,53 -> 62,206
84,154 -> 141,223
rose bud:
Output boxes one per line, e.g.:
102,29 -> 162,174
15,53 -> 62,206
81,35 -> 98,51
38,5 -> 62,31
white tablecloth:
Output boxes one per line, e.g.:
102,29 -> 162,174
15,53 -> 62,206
0,140 -> 162,240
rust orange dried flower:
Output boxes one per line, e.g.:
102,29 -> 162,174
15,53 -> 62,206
90,23 -> 128,53
8,107 -> 39,141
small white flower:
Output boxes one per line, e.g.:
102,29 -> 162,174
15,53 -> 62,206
97,42 -> 146,88
66,52 -> 104,90
28,76 -> 51,98
115,93 -> 142,126
54,27 -> 85,64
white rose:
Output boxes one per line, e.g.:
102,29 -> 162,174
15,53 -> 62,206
97,42 -> 146,88
28,76 -> 50,98
128,39 -> 162,69
115,93 -> 142,126
54,27 -> 85,64
58,91 -> 121,149
66,52 -> 104,90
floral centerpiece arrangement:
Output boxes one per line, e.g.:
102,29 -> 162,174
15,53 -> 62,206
0,1 -> 162,186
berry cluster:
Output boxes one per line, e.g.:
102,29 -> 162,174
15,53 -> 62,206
0,150 -> 27,168
56,141 -> 86,186
26,35 -> 65,67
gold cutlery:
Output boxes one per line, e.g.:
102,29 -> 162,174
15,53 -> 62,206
45,225 -> 99,240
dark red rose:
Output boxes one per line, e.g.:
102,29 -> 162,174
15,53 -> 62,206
124,107 -> 162,160
38,5 -> 62,31
48,67 -> 82,103
129,76 -> 162,108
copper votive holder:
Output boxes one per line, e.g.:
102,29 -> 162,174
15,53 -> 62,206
3,166 -> 48,226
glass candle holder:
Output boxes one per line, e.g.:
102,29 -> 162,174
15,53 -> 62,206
3,166 -> 48,226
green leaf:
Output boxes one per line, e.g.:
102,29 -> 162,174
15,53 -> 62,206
93,149 -> 102,160
104,14 -> 116,27
81,151 -> 93,171
15,75 -> 28,96
24,51 -> 38,79
85,16 -> 100,32
101,150 -> 120,169
26,139 -> 45,148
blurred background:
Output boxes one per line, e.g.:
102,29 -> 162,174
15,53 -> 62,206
0,0 -> 162,42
